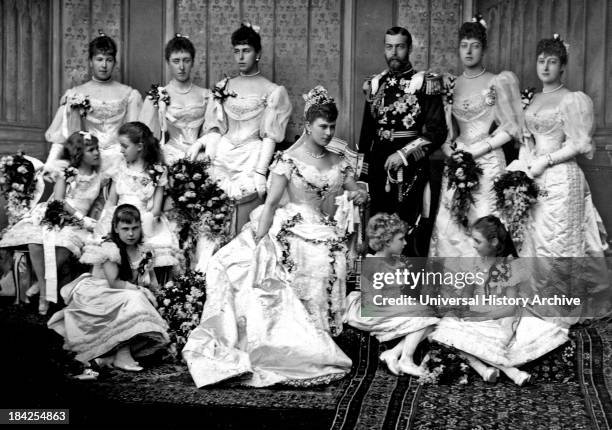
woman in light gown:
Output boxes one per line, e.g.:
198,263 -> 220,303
508,36 -> 611,359
95,122 -> 179,268
0,132 -> 103,314
48,204 -> 169,375
44,32 -> 142,181
139,34 -> 210,165
188,23 -> 292,232
345,213 -> 439,376
429,17 -> 523,257
182,87 -> 368,388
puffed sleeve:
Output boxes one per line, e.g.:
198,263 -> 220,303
80,240 -> 121,265
260,85 -> 292,143
269,152 -> 293,179
203,81 -> 228,135
138,96 -> 163,139
44,90 -> 80,145
560,91 -> 595,159
126,88 -> 143,122
492,71 -> 523,140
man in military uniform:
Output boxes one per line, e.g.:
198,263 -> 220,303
359,26 -> 447,256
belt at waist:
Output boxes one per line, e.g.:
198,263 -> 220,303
377,129 -> 418,142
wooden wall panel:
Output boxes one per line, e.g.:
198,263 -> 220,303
0,0 -> 53,159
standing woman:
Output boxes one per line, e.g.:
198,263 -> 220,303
44,31 -> 142,180
139,34 -> 210,165
429,17 -> 523,257
188,23 -> 292,233
520,35 -> 607,259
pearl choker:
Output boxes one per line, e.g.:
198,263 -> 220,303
171,80 -> 193,94
305,149 -> 325,159
240,70 -> 261,77
92,76 -> 112,84
542,83 -> 564,94
463,67 -> 486,79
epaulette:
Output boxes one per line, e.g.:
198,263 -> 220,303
420,72 -> 444,95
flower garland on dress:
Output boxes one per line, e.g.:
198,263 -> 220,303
146,163 -> 166,186
445,150 -> 483,228
0,152 -> 38,227
155,270 -> 206,361
276,213 -> 349,336
167,158 -> 234,267
145,84 -> 171,107
40,200 -> 83,230
493,170 -> 542,248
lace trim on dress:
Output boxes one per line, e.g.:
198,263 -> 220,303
525,108 -> 563,136
280,371 -> 347,387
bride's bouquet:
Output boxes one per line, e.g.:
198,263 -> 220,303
493,164 -> 543,248
167,158 -> 234,267
0,152 -> 39,227
155,270 -> 206,361
445,150 -> 482,228
40,200 -> 83,230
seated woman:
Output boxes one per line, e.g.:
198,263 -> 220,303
182,86 -> 368,388
44,32 -> 141,181
345,213 -> 440,376
0,132 -> 103,315
139,34 -> 210,165
48,204 -> 169,374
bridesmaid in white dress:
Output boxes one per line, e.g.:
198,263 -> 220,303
429,17 -> 523,257
508,36 -> 610,360
188,23 -> 292,232
182,87 -> 367,388
44,32 -> 142,181
139,34 -> 210,165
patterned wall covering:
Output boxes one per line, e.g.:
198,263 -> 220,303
397,0 -> 463,75
61,0 -> 123,91
176,0 -> 342,141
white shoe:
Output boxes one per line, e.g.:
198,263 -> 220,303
26,282 -> 39,297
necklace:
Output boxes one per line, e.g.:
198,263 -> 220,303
542,83 -> 564,94
463,67 -> 486,79
305,149 -> 325,159
92,76 -> 112,84
240,70 -> 261,77
171,80 -> 193,94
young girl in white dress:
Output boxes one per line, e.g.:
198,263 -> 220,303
43,33 -> 142,181
0,132 -> 103,315
139,34 -> 210,165
48,204 -> 169,375
95,122 -> 179,268
429,216 -> 532,385
345,213 -> 439,376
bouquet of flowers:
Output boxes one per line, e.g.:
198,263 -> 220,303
167,158 -> 234,267
418,343 -> 472,385
145,84 -> 171,108
68,94 -> 92,117
0,152 -> 38,226
155,270 -> 206,360
445,150 -> 482,227
493,170 -> 542,247
521,87 -> 536,110
211,76 -> 237,103
40,200 -> 83,230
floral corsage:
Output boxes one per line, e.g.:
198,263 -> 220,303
146,84 -> 171,108
68,94 -> 92,117
212,76 -> 237,103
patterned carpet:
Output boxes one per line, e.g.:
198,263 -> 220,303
2,299 -> 612,429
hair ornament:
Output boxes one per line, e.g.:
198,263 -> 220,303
242,21 -> 261,34
79,131 -> 93,142
471,13 -> 487,29
175,32 -> 189,39
553,33 -> 570,51
302,85 -> 335,115
97,29 -> 106,37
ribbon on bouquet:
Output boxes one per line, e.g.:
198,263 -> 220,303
42,228 -> 59,303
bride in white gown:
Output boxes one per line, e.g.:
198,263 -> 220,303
182,87 -> 368,388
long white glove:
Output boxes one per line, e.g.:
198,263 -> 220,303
253,138 -> 276,197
